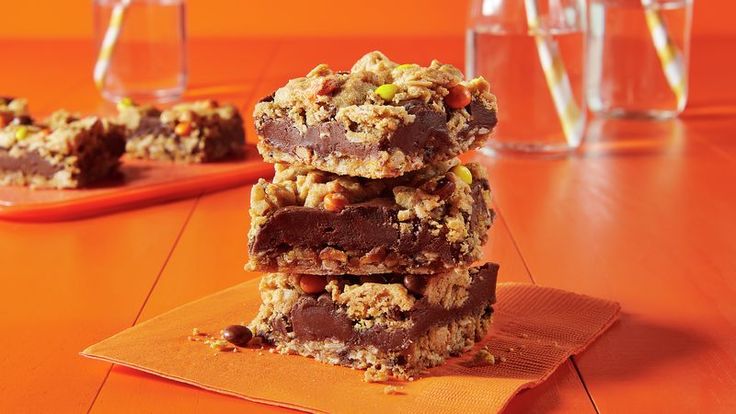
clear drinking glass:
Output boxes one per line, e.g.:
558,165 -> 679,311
586,0 -> 693,118
466,0 -> 587,155
93,0 -> 188,103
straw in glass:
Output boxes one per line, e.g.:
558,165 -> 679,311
524,0 -> 585,147
641,0 -> 687,107
93,0 -> 132,93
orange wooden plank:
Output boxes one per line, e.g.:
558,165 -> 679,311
0,198 -> 197,413
88,182 -> 596,413
481,116 -> 736,413
0,39 -> 91,114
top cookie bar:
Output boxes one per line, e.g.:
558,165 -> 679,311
254,51 -> 498,179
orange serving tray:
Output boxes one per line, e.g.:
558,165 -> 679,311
0,145 -> 272,221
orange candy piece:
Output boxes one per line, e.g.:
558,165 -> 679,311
174,121 -> 193,136
0,114 -> 11,128
299,275 -> 327,294
323,193 -> 348,212
445,84 -> 472,109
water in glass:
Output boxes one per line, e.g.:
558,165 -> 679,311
586,0 -> 692,118
93,0 -> 188,103
466,0 -> 586,155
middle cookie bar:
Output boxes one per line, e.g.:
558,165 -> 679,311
247,160 -> 493,275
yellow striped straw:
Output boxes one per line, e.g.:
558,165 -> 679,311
524,0 -> 585,147
641,0 -> 687,107
93,0 -> 131,91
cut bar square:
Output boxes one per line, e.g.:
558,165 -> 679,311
249,263 -> 499,379
118,99 -> 246,163
0,111 -> 125,189
247,161 -> 494,275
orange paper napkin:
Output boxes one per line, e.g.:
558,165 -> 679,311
82,280 -> 620,413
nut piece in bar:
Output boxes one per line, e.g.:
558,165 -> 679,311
249,263 -> 499,379
117,99 -> 246,163
0,111 -> 126,189
253,51 -> 498,179
0,97 -> 33,127
247,161 -> 494,275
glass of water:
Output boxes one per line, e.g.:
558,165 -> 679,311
466,0 -> 587,155
586,0 -> 693,118
93,0 -> 188,103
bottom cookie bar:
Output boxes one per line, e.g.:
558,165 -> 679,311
249,263 -> 498,379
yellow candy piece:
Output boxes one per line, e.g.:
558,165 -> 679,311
452,165 -> 473,185
374,83 -> 398,101
396,63 -> 417,70
116,97 -> 134,110
14,126 -> 28,141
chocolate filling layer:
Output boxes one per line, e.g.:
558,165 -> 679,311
131,109 -> 173,138
258,98 -> 497,159
283,263 -> 498,353
250,177 -> 492,265
0,149 -> 63,178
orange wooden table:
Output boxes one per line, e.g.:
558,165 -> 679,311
0,36 -> 734,413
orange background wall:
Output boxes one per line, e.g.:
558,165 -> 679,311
0,0 -> 731,38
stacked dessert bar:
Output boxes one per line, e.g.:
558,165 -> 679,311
246,51 -> 499,379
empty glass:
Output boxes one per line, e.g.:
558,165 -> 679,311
586,0 -> 693,118
93,0 -> 188,103
466,0 -> 587,155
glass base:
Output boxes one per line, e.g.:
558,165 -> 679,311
591,108 -> 682,120
481,140 -> 579,158
101,86 -> 186,104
